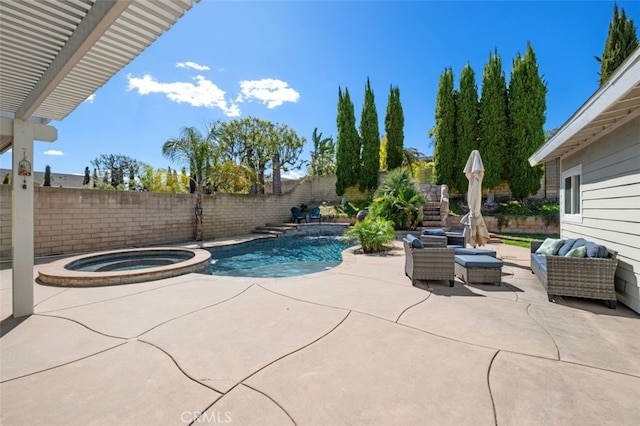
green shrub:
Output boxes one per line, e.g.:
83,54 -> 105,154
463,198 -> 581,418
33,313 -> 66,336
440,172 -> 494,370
344,216 -> 396,253
349,198 -> 372,212
449,197 -> 464,215
539,203 -> 560,226
319,205 -> 349,220
369,167 -> 425,229
484,199 -> 559,225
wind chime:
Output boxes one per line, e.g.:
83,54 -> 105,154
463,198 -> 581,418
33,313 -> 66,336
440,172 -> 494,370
18,148 -> 32,189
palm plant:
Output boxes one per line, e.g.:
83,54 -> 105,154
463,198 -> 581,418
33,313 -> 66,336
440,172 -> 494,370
369,167 -> 425,229
344,216 -> 396,253
162,123 -> 219,240
308,127 -> 336,176
402,147 -> 428,167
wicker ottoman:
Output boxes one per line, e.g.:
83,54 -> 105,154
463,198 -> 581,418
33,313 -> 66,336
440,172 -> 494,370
455,255 -> 503,285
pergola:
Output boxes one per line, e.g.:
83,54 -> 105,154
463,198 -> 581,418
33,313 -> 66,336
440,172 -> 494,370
0,0 -> 200,317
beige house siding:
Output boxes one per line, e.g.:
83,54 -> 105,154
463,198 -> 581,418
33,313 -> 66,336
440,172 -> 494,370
560,115 -> 640,313
541,158 -> 560,199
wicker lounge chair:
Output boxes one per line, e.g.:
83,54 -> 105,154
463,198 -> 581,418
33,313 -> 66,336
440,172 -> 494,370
403,238 -> 455,287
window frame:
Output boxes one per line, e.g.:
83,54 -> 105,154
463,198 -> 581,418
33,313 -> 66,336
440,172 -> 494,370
561,164 -> 582,223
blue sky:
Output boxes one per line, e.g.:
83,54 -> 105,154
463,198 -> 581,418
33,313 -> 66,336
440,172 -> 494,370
2,0 -> 639,178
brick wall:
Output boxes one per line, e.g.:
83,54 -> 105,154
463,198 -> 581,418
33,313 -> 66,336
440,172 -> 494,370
308,175 -> 341,204
0,185 -> 10,259
1,176 -> 560,259
0,178 -> 318,258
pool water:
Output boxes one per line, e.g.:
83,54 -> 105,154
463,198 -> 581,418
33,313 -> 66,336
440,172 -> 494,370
207,236 -> 355,277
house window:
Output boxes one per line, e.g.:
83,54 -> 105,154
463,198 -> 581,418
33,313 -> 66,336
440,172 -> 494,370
562,164 -> 581,221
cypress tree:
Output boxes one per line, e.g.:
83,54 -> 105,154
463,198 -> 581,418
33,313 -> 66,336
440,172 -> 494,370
336,88 -> 346,195
344,88 -> 361,187
335,87 -> 360,196
599,3 -> 639,86
479,49 -> 510,191
455,63 -> 480,192
44,165 -> 51,187
508,43 -> 547,199
385,86 -> 404,170
359,78 -> 381,191
433,68 -> 456,189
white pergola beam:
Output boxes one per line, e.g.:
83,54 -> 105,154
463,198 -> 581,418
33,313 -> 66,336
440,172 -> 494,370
0,117 -> 57,142
16,0 -> 131,120
11,120 -> 35,317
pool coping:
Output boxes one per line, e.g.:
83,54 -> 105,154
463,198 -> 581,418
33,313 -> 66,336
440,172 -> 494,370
37,247 -> 212,287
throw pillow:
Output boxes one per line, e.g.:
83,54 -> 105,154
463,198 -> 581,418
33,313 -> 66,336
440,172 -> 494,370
597,245 -> 609,258
565,246 -> 587,258
584,242 -> 604,258
535,238 -> 565,256
406,234 -> 424,249
423,228 -> 446,237
557,238 -> 577,256
571,238 -> 588,250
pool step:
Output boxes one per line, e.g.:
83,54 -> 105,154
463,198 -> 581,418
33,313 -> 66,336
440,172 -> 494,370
252,223 -> 299,237
265,223 -> 299,229
252,229 -> 285,236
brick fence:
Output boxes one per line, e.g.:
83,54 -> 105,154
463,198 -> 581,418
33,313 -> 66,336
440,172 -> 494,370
449,215 -> 558,234
1,176 -> 337,259
1,175 -> 558,259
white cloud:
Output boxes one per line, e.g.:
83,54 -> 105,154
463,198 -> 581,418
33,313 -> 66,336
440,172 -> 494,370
84,93 -> 95,103
176,61 -> 210,71
127,74 -> 240,117
43,150 -> 64,156
126,74 -> 299,116
238,79 -> 300,108
282,169 -> 306,180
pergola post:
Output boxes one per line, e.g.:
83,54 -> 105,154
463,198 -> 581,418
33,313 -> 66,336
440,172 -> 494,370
12,119 -> 35,318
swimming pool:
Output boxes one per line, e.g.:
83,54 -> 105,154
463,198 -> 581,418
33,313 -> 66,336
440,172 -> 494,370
207,236 -> 355,277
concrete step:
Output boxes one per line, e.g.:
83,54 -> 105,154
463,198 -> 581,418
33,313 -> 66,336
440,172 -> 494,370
265,222 -> 298,229
251,229 -> 284,236
421,221 -> 443,227
488,233 -> 502,243
254,226 -> 294,233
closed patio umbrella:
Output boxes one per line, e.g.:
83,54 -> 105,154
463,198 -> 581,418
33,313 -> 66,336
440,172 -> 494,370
460,150 -> 490,247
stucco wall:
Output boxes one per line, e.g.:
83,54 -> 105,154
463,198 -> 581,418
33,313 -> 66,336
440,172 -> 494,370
559,115 -> 640,313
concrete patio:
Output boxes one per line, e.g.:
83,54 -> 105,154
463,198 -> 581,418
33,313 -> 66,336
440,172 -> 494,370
1,241 -> 639,425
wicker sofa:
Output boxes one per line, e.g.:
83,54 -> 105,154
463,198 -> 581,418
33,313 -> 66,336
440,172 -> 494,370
403,237 -> 455,287
530,240 -> 619,308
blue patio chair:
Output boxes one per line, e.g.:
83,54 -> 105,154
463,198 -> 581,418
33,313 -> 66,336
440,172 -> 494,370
309,207 -> 322,223
291,206 -> 307,223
